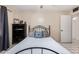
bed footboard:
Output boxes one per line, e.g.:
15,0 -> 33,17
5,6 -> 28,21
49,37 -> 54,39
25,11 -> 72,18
15,47 -> 59,54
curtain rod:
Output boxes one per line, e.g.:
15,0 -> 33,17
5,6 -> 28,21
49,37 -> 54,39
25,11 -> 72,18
0,5 -> 12,12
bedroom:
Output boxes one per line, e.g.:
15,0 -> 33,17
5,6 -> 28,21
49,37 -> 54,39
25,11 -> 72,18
0,5 -> 79,54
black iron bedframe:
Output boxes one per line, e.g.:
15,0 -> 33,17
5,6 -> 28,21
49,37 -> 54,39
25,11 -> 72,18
28,25 -> 50,37
15,47 -> 59,54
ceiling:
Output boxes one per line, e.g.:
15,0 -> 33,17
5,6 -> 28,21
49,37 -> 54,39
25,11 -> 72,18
6,5 -> 79,12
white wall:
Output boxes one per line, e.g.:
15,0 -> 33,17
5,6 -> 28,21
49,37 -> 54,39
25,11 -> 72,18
76,17 -> 79,40
8,10 -> 13,47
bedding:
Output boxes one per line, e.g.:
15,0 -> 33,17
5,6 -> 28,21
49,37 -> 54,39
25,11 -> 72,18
5,37 -> 71,54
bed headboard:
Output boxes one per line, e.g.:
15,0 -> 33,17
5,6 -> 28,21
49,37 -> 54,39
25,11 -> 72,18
28,25 -> 50,38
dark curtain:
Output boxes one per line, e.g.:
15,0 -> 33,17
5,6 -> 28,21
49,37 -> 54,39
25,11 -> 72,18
0,6 -> 9,51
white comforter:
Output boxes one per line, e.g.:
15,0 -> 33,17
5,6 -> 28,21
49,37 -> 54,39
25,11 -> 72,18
5,37 -> 71,54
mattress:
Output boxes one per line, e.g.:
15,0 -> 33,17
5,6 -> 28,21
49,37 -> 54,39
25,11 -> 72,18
5,37 -> 71,54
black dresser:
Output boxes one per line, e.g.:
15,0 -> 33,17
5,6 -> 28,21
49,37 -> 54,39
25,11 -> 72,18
12,24 -> 27,44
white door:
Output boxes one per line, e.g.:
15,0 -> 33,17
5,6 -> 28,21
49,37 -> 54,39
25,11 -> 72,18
60,15 -> 72,42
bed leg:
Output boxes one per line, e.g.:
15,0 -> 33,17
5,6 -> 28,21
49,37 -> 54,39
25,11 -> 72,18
31,49 -> 32,54
41,49 -> 43,54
